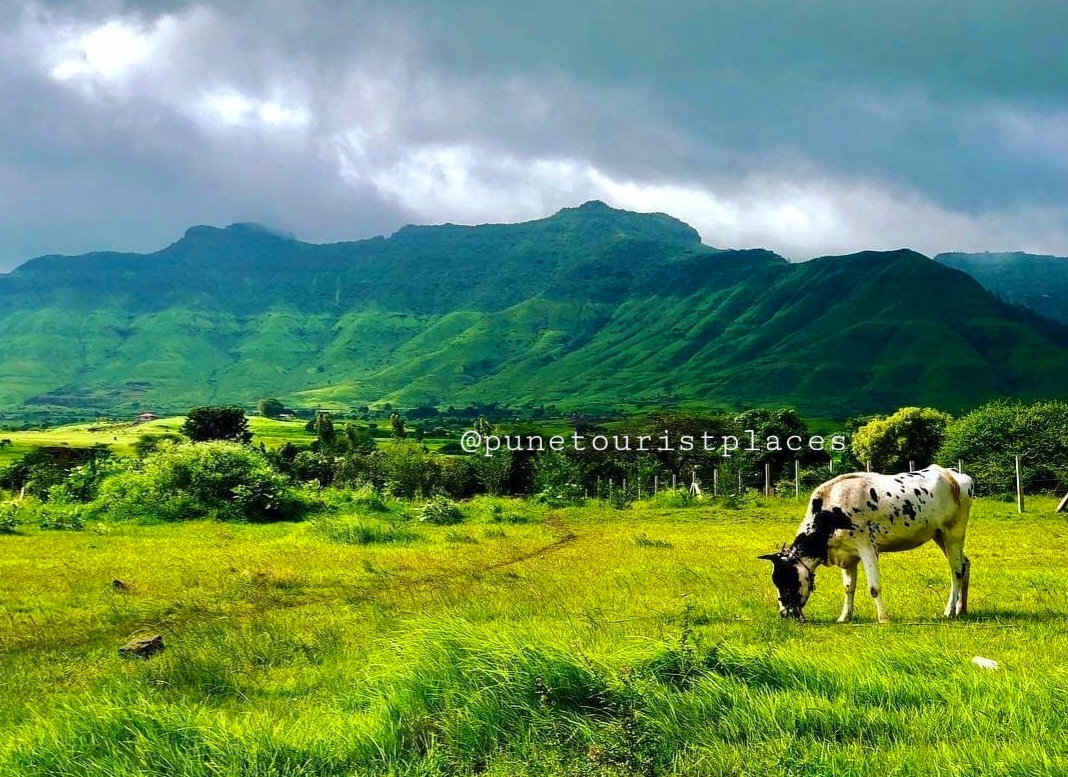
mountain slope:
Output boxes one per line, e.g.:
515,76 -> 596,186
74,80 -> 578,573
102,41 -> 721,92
2,203 -> 1068,420
936,251 -> 1068,325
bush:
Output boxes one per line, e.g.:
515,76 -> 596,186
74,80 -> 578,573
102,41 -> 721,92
851,407 -> 952,473
938,400 -> 1068,494
0,502 -> 18,534
532,452 -> 585,506
37,502 -> 86,531
375,443 -> 442,498
92,441 -> 307,522
289,451 -> 336,487
418,496 -> 464,525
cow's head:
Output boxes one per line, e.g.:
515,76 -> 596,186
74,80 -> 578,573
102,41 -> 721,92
758,548 -> 816,620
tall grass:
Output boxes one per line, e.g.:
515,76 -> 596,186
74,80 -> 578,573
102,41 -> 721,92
1,496 -> 1067,775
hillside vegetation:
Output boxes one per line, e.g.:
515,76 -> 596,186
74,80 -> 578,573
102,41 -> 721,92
936,251 -> 1068,325
3,202 -> 1068,420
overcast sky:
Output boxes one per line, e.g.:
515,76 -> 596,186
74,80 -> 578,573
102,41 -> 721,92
2,1 -> 1067,269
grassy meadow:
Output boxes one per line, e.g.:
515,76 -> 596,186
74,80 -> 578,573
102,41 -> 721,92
1,493 -> 1066,776
0,416 -> 314,466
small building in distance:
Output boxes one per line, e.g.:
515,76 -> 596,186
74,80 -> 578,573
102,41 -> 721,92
278,412 -> 296,421
136,412 -> 159,423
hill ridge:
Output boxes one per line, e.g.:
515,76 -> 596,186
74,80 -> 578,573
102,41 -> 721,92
1,204 -> 1067,421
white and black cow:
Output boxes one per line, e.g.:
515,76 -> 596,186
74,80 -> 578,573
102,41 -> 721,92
759,464 -> 973,623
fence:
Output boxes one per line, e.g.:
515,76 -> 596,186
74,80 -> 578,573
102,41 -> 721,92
588,456 -> 1068,513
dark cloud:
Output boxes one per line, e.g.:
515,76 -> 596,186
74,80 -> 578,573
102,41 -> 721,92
1,0 -> 1066,270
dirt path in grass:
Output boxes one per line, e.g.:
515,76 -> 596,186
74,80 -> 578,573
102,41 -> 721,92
398,511 -> 579,592
476,512 -> 578,574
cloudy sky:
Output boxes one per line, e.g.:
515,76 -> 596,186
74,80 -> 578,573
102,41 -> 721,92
1,0 -> 1067,269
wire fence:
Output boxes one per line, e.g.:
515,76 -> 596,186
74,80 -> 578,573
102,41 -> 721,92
587,456 -> 1068,513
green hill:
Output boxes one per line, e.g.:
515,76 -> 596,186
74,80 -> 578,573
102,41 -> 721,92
935,251 -> 1068,325
2,202 -> 1068,421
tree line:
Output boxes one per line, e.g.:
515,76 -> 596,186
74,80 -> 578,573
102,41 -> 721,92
1,400 -> 1066,532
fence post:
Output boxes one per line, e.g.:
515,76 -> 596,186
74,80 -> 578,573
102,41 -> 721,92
654,475 -> 659,495
1015,455 -> 1025,513
794,460 -> 800,499
829,456 -> 833,474
865,460 -> 871,473
909,460 -> 915,472
737,471 -> 742,495
713,467 -> 718,497
672,473 -> 677,491
958,459 -> 963,473
764,464 -> 771,498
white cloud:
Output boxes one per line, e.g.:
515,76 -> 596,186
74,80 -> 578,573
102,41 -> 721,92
2,0 -> 1066,269
50,20 -> 153,81
357,141 -> 1068,259
196,88 -> 310,129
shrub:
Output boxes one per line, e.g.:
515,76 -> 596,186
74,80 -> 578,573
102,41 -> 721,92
37,502 -> 86,531
534,485 -> 585,507
0,502 -> 18,534
375,443 -> 441,498
531,451 -> 586,505
938,400 -> 1068,494
418,496 -> 464,525
92,441 -> 307,522
851,407 -> 952,473
289,451 -> 336,487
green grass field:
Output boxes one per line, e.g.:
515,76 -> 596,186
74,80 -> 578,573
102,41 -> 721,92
1,495 -> 1066,776
0,416 -> 314,466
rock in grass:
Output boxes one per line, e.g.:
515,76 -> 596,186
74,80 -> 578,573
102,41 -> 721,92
112,579 -> 130,591
971,656 -> 999,670
119,634 -> 164,659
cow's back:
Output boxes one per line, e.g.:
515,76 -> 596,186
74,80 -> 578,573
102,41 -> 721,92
802,465 -> 970,557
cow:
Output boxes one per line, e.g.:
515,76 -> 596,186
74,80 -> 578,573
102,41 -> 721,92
758,464 -> 973,623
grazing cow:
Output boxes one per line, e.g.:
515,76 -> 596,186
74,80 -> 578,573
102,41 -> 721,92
759,464 -> 973,623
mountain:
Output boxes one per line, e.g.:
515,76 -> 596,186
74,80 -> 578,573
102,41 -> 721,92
3,201 -> 1068,421
935,252 -> 1068,325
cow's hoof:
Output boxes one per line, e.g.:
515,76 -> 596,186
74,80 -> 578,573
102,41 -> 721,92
836,616 -> 852,624
878,615 -> 891,624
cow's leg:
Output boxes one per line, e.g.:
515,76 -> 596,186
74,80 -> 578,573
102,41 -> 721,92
958,555 -> 971,616
837,562 -> 858,623
857,546 -> 889,623
935,529 -> 967,618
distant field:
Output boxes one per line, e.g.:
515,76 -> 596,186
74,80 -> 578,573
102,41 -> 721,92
0,416 -> 316,465
0,416 -> 463,466
1,495 -> 1066,775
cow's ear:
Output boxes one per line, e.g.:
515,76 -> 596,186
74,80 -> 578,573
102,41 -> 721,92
758,553 -> 779,562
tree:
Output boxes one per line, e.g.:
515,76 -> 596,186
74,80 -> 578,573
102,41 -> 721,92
851,406 -> 951,473
180,406 -> 253,444
938,400 -> 1068,494
257,398 -> 285,419
390,413 -> 407,440
314,411 -> 336,449
732,407 -> 817,487
342,424 -> 376,455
